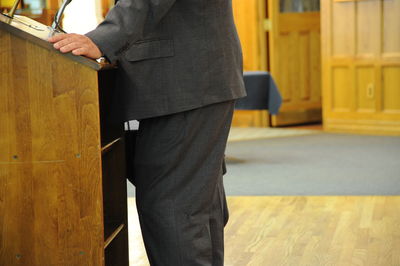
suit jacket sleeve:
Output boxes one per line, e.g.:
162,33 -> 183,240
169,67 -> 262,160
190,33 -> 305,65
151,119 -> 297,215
85,0 -> 176,63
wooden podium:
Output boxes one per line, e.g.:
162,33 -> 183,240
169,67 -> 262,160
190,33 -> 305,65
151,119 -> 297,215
0,14 -> 129,265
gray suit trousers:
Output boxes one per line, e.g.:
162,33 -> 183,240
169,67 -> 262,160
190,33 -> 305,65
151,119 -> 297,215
134,100 -> 234,266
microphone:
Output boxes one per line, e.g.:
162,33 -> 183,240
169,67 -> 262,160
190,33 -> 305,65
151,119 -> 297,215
51,0 -> 73,32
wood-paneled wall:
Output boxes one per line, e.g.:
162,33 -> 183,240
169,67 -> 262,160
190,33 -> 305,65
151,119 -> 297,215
231,0 -> 270,127
232,0 -> 267,71
0,0 -> 14,7
321,0 -> 400,135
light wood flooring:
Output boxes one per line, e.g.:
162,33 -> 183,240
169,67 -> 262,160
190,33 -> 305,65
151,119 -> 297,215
128,196 -> 400,266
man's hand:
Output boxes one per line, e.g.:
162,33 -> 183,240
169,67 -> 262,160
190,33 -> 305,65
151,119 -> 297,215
48,33 -> 102,59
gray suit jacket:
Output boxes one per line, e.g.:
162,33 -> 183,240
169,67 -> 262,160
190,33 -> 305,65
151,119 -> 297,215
86,0 -> 246,121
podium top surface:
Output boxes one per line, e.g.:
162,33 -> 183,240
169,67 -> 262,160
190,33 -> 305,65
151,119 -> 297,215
0,13 -> 110,71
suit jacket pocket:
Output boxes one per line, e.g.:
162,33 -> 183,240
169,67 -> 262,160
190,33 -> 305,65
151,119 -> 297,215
124,39 -> 174,62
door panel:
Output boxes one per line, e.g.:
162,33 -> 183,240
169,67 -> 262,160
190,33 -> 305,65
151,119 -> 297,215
356,67 -> 375,112
382,67 -> 400,113
382,0 -> 400,58
332,67 -> 351,111
356,1 -> 379,57
331,1 -> 355,56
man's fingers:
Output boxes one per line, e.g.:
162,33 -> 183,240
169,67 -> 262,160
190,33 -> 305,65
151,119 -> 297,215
53,39 -> 70,49
48,33 -> 71,43
59,42 -> 83,53
72,48 -> 87,56
48,33 -> 102,59
53,36 -> 80,50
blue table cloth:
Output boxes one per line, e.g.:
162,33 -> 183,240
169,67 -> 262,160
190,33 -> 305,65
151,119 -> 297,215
235,71 -> 282,115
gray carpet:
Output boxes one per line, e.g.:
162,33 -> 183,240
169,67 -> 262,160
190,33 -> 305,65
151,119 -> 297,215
224,133 -> 400,196
127,132 -> 400,197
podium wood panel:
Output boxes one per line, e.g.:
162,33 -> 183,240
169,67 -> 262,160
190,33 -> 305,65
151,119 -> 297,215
0,29 -> 104,265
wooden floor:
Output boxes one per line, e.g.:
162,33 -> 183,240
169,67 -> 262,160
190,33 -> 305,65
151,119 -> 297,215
128,196 -> 400,266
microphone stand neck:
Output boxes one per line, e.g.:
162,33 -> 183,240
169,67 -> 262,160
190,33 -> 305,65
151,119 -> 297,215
6,0 -> 21,19
51,0 -> 72,31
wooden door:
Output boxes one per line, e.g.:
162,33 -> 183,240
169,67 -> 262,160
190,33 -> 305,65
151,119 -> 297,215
268,0 -> 322,126
321,0 -> 400,135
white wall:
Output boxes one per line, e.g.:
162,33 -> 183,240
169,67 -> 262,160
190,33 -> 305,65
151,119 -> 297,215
62,0 -> 103,34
